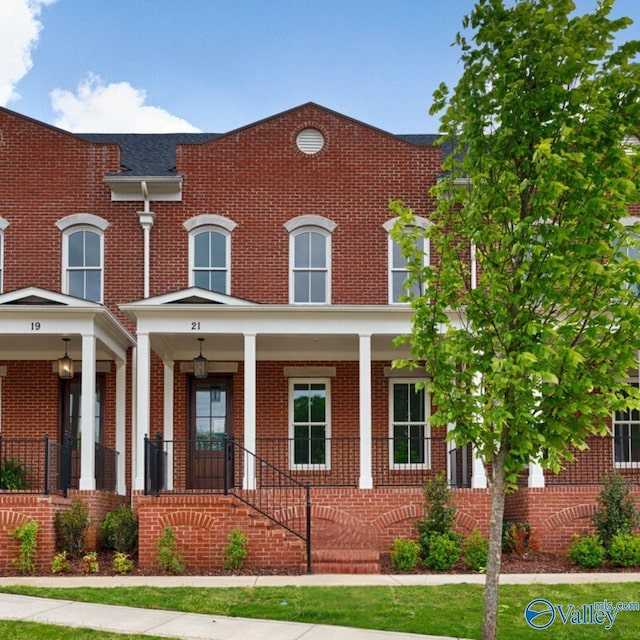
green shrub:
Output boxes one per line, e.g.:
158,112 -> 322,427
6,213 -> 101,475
100,505 -> 138,554
609,533 -> 640,568
11,520 -> 39,573
424,533 -> 460,572
112,552 -> 134,574
51,551 -> 70,574
0,458 -> 27,490
462,528 -> 488,572
156,526 -> 186,575
415,473 -> 459,558
82,551 -> 99,573
593,471 -> 640,549
502,522 -> 539,556
55,498 -> 90,559
567,534 -> 605,569
222,527 -> 248,571
389,538 -> 421,572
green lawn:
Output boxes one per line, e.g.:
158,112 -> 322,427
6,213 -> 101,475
0,620 -> 164,640
2,583 -> 640,639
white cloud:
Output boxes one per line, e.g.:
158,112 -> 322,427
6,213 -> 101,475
0,0 -> 56,106
51,74 -> 200,133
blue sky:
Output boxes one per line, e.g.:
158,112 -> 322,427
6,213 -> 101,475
1,0 -> 639,134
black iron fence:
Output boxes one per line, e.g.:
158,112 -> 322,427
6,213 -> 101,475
0,434 -> 119,496
144,434 -> 312,573
545,435 -> 640,485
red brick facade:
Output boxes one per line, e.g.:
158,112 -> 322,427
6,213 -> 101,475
0,103 -> 636,573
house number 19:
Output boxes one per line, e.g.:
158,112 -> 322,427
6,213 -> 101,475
31,322 -> 41,331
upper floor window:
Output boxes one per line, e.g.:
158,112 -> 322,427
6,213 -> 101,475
184,215 -> 236,295
0,217 -> 8,294
284,215 -> 336,304
56,214 -> 108,303
383,216 -> 430,304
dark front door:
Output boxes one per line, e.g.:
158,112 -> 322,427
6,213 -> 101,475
188,376 -> 233,490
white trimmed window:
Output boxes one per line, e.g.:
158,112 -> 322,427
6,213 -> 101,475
614,381 -> 640,467
190,228 -> 230,293
289,379 -> 330,469
389,380 -> 430,468
285,215 -> 336,304
184,215 -> 236,295
57,214 -> 108,303
383,216 -> 430,304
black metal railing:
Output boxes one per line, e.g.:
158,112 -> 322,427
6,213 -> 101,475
546,435 -> 640,485
144,434 -> 312,573
373,436 -> 447,486
0,434 -> 119,496
255,437 -> 359,487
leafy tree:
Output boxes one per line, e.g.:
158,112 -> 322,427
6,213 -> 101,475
392,1 -> 640,638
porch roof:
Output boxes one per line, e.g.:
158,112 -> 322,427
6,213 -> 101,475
0,287 -> 135,362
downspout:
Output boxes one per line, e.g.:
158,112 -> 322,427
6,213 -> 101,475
138,180 -> 155,299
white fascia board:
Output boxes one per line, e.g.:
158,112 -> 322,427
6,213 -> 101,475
104,176 -> 183,202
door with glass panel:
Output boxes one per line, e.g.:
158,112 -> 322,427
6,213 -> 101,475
188,376 -> 233,490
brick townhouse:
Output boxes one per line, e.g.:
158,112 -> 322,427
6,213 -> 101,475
0,102 -> 637,572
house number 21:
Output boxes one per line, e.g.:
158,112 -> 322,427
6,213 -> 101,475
191,322 -> 201,330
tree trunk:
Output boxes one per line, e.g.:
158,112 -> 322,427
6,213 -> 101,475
483,457 -> 507,640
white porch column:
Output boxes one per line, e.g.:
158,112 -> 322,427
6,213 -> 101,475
471,447 -> 487,489
115,359 -> 127,495
243,333 -> 257,490
528,460 -> 545,488
134,332 -> 151,491
130,346 -> 138,492
163,360 -> 175,490
359,334 -> 373,489
79,334 -> 96,490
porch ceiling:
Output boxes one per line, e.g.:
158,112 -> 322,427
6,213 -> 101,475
150,333 -> 411,362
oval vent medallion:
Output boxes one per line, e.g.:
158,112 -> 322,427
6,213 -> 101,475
296,128 -> 325,154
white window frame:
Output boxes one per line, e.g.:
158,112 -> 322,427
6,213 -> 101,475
284,215 -> 336,304
0,217 -> 8,294
383,216 -> 430,304
288,378 -> 331,470
184,215 -> 236,295
56,214 -> 108,303
388,379 -> 431,470
613,380 -> 640,468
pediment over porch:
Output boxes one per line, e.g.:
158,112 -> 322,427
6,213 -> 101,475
122,287 -> 256,307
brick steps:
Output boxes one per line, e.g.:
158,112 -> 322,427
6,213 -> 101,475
312,548 -> 381,574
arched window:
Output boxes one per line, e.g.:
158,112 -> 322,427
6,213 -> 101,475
57,215 -> 108,303
284,215 -> 336,304
383,216 -> 430,304
185,216 -> 236,295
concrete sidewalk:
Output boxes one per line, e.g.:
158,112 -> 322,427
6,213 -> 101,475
0,572 -> 638,640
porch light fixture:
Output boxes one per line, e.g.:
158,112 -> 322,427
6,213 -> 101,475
193,338 -> 208,378
58,338 -> 74,379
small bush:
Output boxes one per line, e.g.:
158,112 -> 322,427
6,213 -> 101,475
82,551 -> 99,573
0,458 -> 27,490
593,471 -> 640,549
424,533 -> 460,572
567,534 -> 605,569
156,526 -> 186,575
502,522 -> 539,556
389,538 -> 421,572
100,506 -> 138,554
112,552 -> 134,574
51,551 -> 70,574
11,520 -> 39,573
462,528 -> 488,572
222,527 -> 248,571
415,473 -> 458,558
609,533 -> 640,568
55,498 -> 90,559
